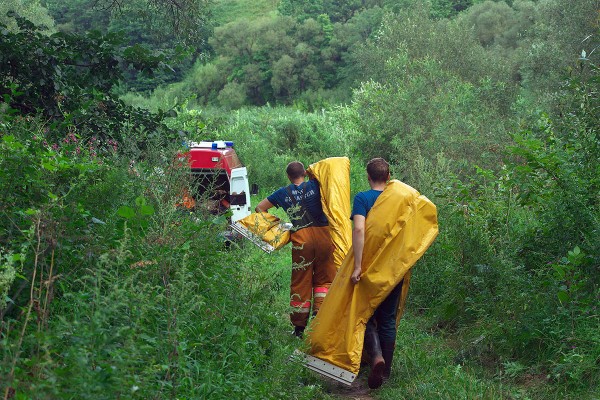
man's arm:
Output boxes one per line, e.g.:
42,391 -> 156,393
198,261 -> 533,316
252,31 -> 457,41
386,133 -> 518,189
255,198 -> 274,213
351,214 -> 366,284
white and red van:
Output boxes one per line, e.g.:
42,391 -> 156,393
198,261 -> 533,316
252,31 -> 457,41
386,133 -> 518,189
181,140 -> 254,222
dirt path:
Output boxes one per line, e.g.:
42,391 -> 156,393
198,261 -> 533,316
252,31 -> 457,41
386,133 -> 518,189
320,371 -> 377,400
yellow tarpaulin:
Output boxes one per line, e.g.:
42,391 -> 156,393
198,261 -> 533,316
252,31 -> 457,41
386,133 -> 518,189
307,157 -> 352,268
236,212 -> 291,250
306,180 -> 439,374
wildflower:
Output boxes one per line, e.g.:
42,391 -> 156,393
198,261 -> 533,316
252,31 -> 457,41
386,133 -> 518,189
130,260 -> 157,269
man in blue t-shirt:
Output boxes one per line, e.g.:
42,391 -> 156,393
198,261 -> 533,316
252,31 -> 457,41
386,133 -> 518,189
256,161 -> 336,338
350,158 -> 403,389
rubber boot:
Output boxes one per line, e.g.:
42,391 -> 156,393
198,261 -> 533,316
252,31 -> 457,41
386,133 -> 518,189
381,341 -> 395,380
364,326 -> 385,389
293,326 -> 305,338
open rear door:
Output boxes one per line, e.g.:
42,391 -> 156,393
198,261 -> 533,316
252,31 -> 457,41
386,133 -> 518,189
229,167 -> 251,222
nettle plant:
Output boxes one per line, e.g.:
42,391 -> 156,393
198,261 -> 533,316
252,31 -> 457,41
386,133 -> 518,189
552,246 -> 587,307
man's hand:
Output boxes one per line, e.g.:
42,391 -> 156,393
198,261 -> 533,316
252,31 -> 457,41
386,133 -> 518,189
351,266 -> 361,284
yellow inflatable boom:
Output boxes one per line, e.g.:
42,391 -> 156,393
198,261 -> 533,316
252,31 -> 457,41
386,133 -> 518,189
306,180 -> 439,377
307,157 -> 352,269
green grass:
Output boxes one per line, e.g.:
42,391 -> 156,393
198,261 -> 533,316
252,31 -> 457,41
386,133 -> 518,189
211,0 -> 279,26
247,171 -> 598,400
376,316 -> 515,400
314,311 -> 599,400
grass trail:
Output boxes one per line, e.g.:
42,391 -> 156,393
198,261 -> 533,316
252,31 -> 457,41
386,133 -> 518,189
257,242 -> 591,399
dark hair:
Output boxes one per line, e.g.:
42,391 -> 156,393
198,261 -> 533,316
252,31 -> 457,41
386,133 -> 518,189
286,161 -> 306,180
366,158 -> 389,183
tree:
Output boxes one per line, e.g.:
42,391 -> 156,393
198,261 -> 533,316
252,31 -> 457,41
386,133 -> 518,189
42,0 -> 212,92
95,0 -> 212,43
381,0 -> 478,18
0,0 -> 55,33
322,0 -> 364,23
45,0 -> 212,44
242,63 -> 267,104
43,0 -> 108,33
350,53 -> 511,176
208,16 -> 300,106
461,0 -> 536,48
217,81 -> 247,109
271,55 -> 299,101
519,0 -> 599,109
317,14 -> 334,42
278,0 -> 324,21
0,17 -> 171,143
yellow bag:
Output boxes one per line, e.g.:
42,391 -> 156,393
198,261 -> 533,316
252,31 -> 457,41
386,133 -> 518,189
307,157 -> 352,269
306,180 -> 439,374
235,212 -> 291,251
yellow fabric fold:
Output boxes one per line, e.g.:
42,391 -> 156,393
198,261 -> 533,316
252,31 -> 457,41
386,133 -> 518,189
306,180 -> 439,374
236,211 -> 291,250
307,157 -> 352,268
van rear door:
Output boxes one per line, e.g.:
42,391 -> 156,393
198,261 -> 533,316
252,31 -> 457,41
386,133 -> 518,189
229,167 -> 251,222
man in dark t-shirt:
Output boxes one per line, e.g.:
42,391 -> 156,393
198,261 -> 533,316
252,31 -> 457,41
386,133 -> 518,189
256,161 -> 336,338
265,179 -> 328,227
350,158 -> 403,389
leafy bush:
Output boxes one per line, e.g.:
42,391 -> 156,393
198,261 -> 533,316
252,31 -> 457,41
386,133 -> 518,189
349,53 -> 512,177
0,18 -> 173,144
0,112 -> 330,398
1,25 -> 334,396
406,59 -> 599,391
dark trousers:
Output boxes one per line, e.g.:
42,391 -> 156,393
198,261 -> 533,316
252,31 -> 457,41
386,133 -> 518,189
366,280 -> 403,343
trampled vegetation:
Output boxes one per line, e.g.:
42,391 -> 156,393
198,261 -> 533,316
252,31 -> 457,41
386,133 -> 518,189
1,0 -> 598,399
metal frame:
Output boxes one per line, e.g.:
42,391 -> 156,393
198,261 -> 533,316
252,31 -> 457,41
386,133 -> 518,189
291,349 -> 357,386
230,222 -> 275,253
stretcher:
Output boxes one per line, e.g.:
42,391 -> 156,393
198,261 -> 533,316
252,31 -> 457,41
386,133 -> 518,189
231,212 -> 291,253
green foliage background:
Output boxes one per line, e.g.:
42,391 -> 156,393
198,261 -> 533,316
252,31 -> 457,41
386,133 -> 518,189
1,0 -> 599,398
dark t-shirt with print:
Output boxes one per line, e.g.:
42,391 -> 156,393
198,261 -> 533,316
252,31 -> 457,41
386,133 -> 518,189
267,179 -> 328,228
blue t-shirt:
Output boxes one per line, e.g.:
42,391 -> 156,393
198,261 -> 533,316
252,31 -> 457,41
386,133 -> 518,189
267,179 -> 328,226
351,189 -> 383,219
